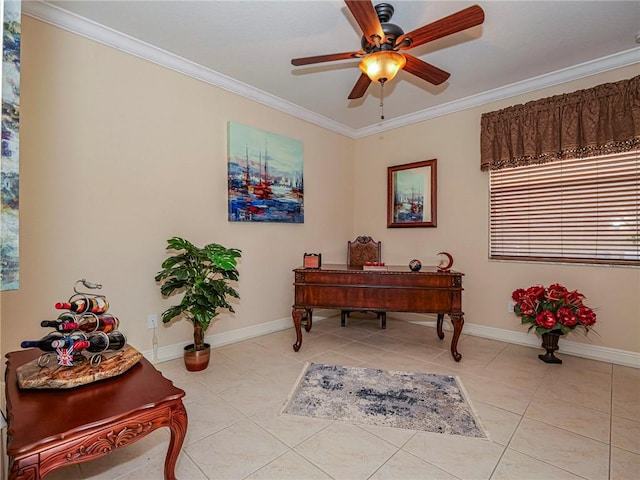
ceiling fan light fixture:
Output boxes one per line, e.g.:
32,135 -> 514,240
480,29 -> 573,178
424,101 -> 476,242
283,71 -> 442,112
359,51 -> 406,83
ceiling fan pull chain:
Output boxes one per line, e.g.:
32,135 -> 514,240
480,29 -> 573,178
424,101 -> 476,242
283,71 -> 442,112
380,81 -> 385,120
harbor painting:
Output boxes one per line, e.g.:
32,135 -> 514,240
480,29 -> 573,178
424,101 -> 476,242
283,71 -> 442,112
1,0 -> 21,290
227,122 -> 304,223
387,159 -> 437,228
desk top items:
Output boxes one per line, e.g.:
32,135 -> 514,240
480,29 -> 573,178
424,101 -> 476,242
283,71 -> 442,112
363,261 -> 387,271
304,253 -> 322,269
437,252 -> 454,271
17,279 -> 142,389
409,259 -> 422,271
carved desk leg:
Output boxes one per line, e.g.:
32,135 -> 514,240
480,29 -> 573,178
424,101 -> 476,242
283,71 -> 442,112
292,307 -> 304,352
303,308 -> 313,332
164,400 -> 188,480
9,453 -> 39,480
292,307 -> 313,351
449,314 -> 464,362
436,313 -> 445,340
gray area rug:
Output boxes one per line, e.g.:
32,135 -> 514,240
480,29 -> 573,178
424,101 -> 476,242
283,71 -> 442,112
282,363 -> 487,438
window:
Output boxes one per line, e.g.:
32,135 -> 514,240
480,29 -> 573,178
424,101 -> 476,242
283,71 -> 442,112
489,150 -> 639,266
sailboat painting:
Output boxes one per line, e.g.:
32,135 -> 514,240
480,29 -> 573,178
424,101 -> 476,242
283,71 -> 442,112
227,122 -> 304,223
388,159 -> 437,228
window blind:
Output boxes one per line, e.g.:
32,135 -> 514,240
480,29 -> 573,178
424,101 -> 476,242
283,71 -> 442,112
489,151 -> 639,266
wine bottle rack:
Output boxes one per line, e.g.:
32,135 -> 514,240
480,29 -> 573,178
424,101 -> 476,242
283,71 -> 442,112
17,279 -> 142,389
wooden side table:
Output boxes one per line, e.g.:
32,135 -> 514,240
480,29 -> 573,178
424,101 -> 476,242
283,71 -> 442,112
4,349 -> 187,480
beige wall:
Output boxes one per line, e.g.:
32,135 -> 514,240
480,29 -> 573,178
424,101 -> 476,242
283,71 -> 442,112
0,17 -> 355,360
353,64 -> 640,354
1,17 -> 638,367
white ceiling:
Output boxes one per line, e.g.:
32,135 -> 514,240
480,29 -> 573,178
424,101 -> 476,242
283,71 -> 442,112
25,1 -> 640,137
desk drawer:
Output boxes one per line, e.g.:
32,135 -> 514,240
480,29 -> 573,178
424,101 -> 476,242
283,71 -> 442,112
295,284 -> 461,313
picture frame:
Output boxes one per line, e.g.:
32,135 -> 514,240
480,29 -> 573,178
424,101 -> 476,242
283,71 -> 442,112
387,159 -> 437,228
227,121 -> 304,223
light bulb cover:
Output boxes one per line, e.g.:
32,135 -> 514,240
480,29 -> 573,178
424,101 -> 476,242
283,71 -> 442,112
359,51 -> 406,83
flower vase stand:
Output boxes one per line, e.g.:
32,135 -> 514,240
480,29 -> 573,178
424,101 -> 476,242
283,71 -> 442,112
539,332 -> 563,364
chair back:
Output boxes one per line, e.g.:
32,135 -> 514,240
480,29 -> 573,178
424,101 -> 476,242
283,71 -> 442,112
347,236 -> 381,267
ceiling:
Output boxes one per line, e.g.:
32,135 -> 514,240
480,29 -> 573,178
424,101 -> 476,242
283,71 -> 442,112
25,1 -> 640,137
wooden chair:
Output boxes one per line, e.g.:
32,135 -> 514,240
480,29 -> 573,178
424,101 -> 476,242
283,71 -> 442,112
342,236 -> 387,328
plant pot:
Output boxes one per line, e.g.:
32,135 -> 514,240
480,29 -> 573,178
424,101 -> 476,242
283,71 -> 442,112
183,343 -> 211,371
539,332 -> 563,364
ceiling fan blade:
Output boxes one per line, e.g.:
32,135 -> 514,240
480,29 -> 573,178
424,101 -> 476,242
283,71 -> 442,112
402,54 -> 450,85
396,5 -> 485,50
291,51 -> 362,66
345,0 -> 385,46
348,73 -> 372,99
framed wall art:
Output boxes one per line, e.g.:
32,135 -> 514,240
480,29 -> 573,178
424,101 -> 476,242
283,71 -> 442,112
1,0 -> 21,291
227,121 -> 304,223
387,159 -> 437,228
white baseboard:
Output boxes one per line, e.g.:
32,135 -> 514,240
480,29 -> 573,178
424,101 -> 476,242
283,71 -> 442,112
142,309 -> 336,364
402,313 -> 640,369
141,311 -> 639,369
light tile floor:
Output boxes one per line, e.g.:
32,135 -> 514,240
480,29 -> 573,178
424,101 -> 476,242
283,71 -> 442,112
44,315 -> 639,479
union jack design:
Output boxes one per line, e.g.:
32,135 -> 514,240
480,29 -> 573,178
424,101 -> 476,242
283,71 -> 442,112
56,344 -> 76,366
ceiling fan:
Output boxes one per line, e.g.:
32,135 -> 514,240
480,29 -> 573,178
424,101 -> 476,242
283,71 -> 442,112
291,1 -> 485,100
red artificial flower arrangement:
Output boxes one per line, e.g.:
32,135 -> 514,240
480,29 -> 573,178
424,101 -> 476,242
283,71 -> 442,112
512,283 -> 597,335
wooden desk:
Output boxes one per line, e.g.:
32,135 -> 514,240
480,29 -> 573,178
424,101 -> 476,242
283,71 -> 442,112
292,264 -> 465,361
5,349 -> 187,480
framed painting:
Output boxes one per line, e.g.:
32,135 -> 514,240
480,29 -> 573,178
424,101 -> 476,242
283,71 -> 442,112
227,122 -> 304,223
387,159 -> 437,228
1,0 -> 21,290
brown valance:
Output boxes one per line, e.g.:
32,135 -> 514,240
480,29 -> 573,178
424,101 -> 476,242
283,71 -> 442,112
480,75 -> 640,171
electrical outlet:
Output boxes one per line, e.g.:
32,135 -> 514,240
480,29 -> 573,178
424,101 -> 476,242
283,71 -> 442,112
147,313 -> 158,329
507,301 -> 516,313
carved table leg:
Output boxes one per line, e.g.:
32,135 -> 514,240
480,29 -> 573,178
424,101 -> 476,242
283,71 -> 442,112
449,314 -> 464,362
436,313 -> 445,339
292,307 -> 304,352
9,453 -> 40,480
303,308 -> 313,332
164,401 -> 188,480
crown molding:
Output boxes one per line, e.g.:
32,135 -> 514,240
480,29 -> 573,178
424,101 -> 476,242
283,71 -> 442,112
24,1 -> 640,140
355,47 -> 640,137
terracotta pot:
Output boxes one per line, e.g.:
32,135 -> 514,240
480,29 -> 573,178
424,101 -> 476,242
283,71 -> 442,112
183,343 -> 211,371
539,332 -> 563,364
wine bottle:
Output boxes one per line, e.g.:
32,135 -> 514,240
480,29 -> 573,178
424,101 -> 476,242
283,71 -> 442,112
21,332 -> 64,352
55,296 -> 109,314
59,313 -> 120,334
40,313 -> 78,332
81,331 -> 126,353
21,332 -> 86,351
51,334 -> 89,350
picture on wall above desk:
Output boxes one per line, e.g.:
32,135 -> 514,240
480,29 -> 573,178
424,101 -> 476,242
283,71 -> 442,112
227,121 -> 304,223
388,159 -> 437,228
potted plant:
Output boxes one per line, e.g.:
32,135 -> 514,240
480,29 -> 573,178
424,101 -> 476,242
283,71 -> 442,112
512,283 -> 597,364
155,237 -> 241,371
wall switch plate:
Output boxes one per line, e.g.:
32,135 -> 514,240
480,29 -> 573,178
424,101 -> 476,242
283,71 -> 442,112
507,301 -> 516,313
147,313 -> 158,329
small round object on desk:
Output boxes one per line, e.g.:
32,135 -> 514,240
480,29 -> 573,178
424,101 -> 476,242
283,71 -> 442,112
409,259 -> 422,272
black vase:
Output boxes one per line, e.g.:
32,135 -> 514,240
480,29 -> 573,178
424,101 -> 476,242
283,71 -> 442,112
539,332 -> 563,364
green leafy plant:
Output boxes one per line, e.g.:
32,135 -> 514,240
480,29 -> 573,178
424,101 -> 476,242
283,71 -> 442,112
155,237 -> 241,351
